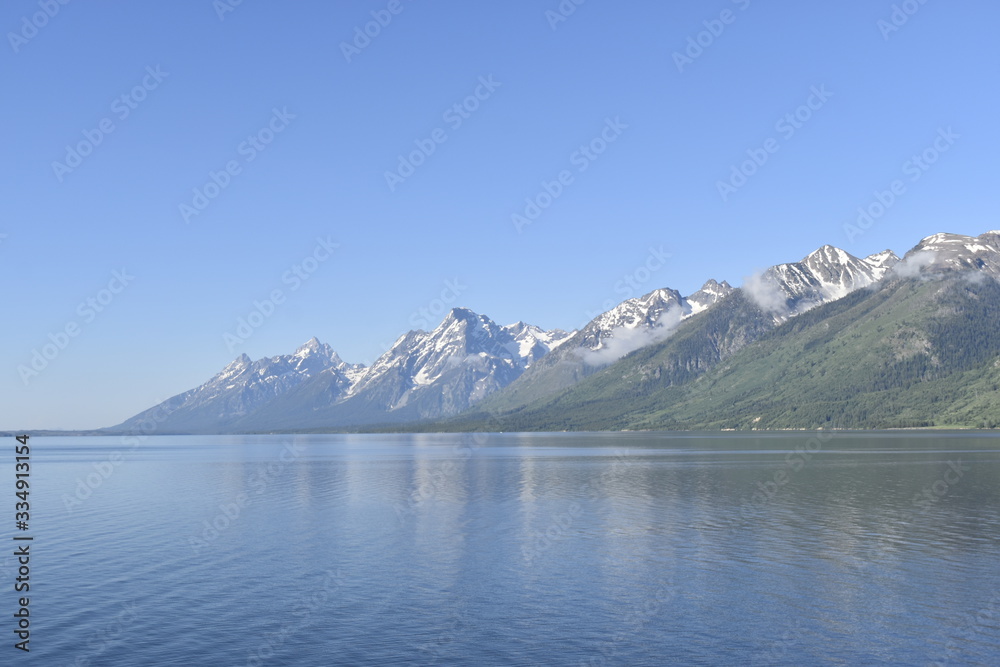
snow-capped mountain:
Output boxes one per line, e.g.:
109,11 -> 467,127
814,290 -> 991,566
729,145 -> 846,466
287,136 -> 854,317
115,337 -> 360,433
864,249 -> 901,272
579,288 -> 685,350
505,321 -> 574,366
483,236 -> 1000,432
476,280 -> 737,412
109,229 -> 1000,433
111,311 -> 573,433
748,245 -> 900,319
687,279 -> 735,316
894,231 -> 1000,279
233,308 -> 575,430
339,308 -> 572,412
572,281 -> 734,355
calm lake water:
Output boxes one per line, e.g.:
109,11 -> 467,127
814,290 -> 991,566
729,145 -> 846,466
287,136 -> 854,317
6,431 -> 1000,665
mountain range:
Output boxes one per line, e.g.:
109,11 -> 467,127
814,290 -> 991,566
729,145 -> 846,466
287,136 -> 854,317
109,230 -> 1000,433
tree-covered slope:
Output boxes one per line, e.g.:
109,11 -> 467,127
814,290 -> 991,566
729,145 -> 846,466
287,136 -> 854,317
445,275 -> 1000,431
447,289 -> 778,430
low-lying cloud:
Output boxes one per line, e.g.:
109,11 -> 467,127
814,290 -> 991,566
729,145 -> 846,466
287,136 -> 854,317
576,306 -> 684,367
742,270 -> 789,314
891,250 -> 938,279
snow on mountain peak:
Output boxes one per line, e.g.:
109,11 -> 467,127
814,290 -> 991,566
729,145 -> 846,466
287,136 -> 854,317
863,250 -> 900,269
116,228 -> 1000,434
899,231 -> 1000,278
589,288 -> 683,338
221,354 -> 252,377
502,321 -> 574,364
805,244 -> 852,265
686,279 -> 735,316
745,244 -> 890,320
344,306 -> 570,408
127,341 -> 362,430
701,278 -> 732,292
294,336 -> 324,356
920,232 -> 969,246
442,307 -> 479,324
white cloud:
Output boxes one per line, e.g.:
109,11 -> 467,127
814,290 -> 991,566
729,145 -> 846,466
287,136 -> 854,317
576,306 -> 684,367
742,270 -> 789,314
891,250 -> 938,279
962,270 -> 987,285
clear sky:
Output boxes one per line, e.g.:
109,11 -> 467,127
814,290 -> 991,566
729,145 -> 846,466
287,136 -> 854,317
2,0 -> 998,430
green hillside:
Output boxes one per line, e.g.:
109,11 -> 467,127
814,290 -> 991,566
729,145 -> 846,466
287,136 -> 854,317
442,275 -> 1000,431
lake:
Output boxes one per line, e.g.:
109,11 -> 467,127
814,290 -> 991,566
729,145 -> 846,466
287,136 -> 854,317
7,431 -> 1000,665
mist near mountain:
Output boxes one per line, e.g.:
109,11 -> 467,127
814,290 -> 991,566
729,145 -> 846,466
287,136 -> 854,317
108,230 -> 1000,433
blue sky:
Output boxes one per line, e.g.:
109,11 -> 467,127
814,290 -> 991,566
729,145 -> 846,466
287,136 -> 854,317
2,0 -> 998,430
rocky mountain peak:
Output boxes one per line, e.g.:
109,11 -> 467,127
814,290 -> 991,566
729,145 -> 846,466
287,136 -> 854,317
898,231 -> 1000,279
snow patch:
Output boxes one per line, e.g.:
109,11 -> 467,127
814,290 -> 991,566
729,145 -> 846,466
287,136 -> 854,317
576,306 -> 685,366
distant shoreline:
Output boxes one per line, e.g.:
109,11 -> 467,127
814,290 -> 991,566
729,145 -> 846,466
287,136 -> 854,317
4,426 -> 997,438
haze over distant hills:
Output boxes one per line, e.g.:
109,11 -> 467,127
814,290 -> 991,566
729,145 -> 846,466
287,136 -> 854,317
109,230 -> 1000,433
